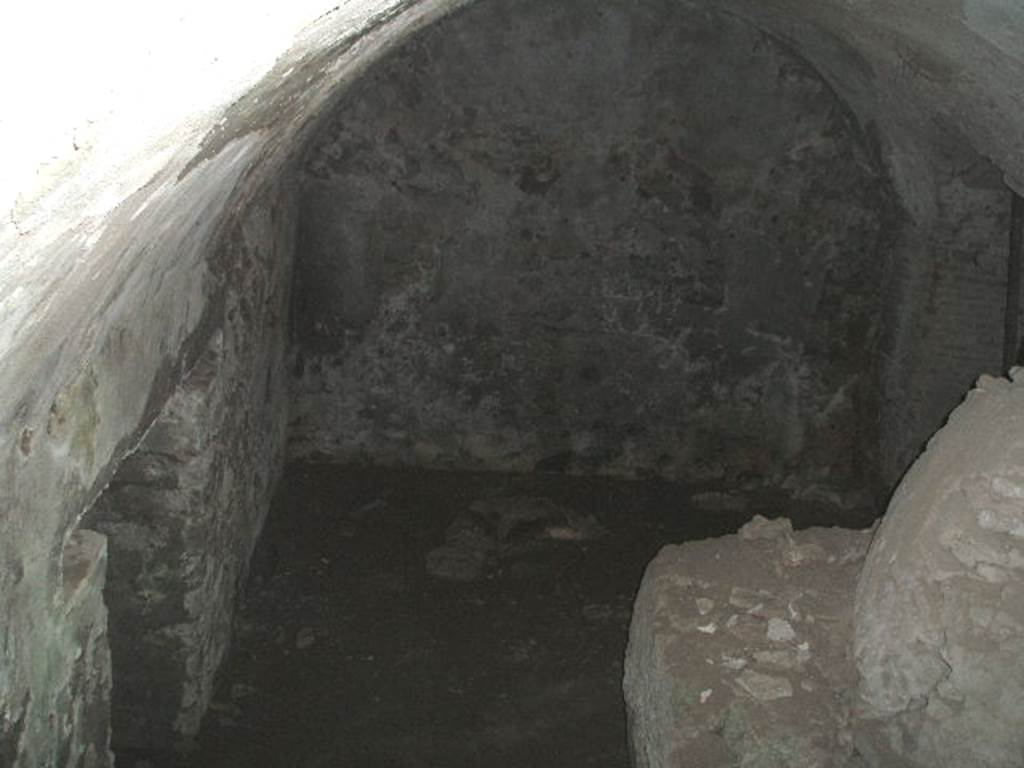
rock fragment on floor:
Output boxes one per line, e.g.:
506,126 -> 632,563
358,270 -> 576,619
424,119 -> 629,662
426,495 -> 606,580
425,514 -> 496,581
470,495 -> 607,546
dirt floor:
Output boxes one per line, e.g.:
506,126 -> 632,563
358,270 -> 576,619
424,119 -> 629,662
185,463 -> 872,768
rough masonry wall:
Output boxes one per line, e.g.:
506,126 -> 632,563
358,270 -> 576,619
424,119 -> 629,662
288,0 -> 897,504
86,182 -> 295,753
879,157 -> 1012,483
0,141 -> 269,768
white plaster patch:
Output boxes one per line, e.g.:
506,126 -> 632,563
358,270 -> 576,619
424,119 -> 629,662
767,618 -> 797,642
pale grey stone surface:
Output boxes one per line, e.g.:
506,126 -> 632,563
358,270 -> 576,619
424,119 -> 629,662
854,372 -> 1024,768
289,0 -> 899,497
626,373 -> 1024,768
5,528 -> 115,767
624,516 -> 872,768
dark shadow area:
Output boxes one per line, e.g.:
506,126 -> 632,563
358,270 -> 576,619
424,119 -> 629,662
187,463 -> 872,767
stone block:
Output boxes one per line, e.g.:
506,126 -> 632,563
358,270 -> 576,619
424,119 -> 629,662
624,515 -> 872,767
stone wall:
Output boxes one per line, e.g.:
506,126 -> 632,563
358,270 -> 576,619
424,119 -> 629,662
86,182 -> 295,753
878,158 -> 1012,482
0,529 -> 114,767
624,371 -> 1024,768
0,6 -> 471,763
288,0 -> 899,506
855,370 -> 1024,767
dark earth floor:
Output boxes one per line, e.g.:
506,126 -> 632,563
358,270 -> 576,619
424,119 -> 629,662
184,463 -> 873,768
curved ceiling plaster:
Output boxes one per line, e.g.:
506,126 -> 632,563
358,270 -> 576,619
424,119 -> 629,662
3,0 -> 1020,358
1,0 -> 1021,512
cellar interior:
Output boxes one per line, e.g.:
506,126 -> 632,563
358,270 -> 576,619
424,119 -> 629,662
2,0 -> 1023,767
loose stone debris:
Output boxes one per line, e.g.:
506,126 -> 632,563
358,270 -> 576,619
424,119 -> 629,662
426,495 -> 607,581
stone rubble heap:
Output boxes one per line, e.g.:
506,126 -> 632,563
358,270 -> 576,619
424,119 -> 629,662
426,495 -> 606,581
625,373 -> 1024,768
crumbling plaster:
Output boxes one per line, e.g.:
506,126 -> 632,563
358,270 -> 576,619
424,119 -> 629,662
288,0 -> 902,501
1,0 -> 1023,765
